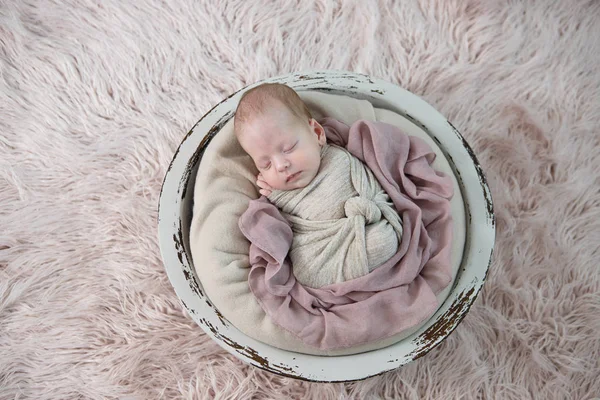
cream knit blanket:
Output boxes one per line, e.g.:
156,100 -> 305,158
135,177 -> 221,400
267,143 -> 403,288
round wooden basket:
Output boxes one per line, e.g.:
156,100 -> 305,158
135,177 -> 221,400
158,70 -> 495,382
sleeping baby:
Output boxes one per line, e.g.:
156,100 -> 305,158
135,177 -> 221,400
234,83 -> 403,288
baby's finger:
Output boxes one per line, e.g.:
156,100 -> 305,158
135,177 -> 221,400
257,178 -> 273,191
257,173 -> 269,184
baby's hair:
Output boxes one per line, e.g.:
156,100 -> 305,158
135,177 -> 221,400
234,83 -> 312,139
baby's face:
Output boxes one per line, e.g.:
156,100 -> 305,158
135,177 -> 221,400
238,106 -> 326,191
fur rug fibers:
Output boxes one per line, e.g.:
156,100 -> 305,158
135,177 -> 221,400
1,0 -> 599,398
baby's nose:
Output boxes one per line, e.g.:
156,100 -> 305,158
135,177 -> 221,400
274,158 -> 290,172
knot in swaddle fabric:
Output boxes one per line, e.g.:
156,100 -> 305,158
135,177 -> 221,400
268,144 -> 403,288
344,196 -> 381,224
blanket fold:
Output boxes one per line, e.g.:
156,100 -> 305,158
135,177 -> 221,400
238,117 -> 454,350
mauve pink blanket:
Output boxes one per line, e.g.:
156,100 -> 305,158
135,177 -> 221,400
238,118 -> 454,350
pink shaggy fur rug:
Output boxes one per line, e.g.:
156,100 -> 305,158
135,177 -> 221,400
1,0 -> 599,398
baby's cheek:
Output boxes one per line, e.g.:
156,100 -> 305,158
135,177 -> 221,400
295,153 -> 310,169
303,152 -> 319,170
266,174 -> 283,190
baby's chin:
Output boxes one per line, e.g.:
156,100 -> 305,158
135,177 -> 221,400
272,178 -> 309,192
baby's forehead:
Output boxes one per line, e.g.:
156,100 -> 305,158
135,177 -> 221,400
260,103 -> 295,122
249,110 -> 302,136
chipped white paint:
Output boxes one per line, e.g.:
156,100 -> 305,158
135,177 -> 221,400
158,70 -> 495,382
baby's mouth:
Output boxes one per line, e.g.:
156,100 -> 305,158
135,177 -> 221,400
286,171 -> 301,183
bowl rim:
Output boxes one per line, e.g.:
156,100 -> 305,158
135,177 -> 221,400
158,70 -> 495,382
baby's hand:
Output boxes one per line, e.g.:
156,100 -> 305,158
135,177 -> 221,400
256,173 -> 273,197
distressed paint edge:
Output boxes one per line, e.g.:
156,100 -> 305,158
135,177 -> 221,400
404,118 -> 496,361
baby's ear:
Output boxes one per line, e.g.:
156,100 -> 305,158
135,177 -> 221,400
311,119 -> 327,145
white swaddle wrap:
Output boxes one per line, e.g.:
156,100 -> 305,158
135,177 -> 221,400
267,143 -> 403,288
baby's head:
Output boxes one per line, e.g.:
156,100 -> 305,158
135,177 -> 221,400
234,83 -> 326,191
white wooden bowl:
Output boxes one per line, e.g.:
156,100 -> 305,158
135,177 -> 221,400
158,70 -> 495,382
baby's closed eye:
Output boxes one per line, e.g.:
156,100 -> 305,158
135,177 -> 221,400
284,142 -> 298,153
